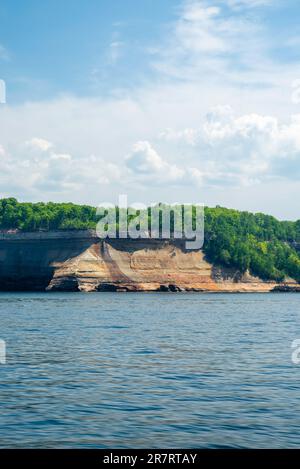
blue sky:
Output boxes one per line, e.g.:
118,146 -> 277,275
0,0 -> 178,102
0,0 -> 300,219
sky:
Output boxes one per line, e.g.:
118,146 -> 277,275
0,0 -> 300,219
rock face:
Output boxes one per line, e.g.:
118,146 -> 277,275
272,285 -> 300,293
0,231 -> 298,292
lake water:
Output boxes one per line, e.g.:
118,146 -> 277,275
0,292 -> 299,448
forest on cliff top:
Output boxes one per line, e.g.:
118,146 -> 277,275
0,197 -> 299,283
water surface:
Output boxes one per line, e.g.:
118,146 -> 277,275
0,292 -> 299,448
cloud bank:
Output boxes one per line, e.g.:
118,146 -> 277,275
0,0 -> 300,219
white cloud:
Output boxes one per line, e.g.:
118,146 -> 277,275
0,91 -> 300,217
160,106 -> 300,186
25,137 -> 53,152
126,141 -> 184,182
160,127 -> 199,145
125,107 -> 300,190
126,141 -> 165,173
0,133 -> 123,199
177,3 -> 229,53
49,153 -> 72,161
151,0 -> 300,99
153,0 -> 259,72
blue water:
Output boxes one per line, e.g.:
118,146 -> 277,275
0,292 -> 300,448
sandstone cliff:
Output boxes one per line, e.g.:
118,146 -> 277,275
0,231 -> 298,292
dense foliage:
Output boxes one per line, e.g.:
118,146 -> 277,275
0,198 -> 97,231
0,198 -> 299,282
204,206 -> 300,283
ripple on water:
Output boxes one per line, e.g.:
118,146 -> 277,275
0,292 -> 300,448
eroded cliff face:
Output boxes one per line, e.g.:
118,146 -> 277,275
0,231 -> 298,292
